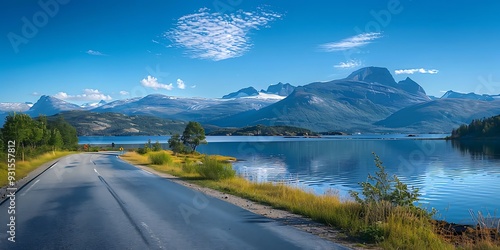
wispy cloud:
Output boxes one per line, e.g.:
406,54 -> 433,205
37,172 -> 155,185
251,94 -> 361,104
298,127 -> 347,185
334,60 -> 361,69
319,32 -> 382,52
54,89 -> 112,101
140,75 -> 173,90
191,85 -> 197,89
395,68 -> 439,75
176,79 -> 186,89
32,92 -> 40,96
86,50 -> 107,56
119,90 -> 129,95
165,7 -> 282,61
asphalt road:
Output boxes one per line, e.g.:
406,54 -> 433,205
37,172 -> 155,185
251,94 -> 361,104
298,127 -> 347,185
0,152 -> 350,250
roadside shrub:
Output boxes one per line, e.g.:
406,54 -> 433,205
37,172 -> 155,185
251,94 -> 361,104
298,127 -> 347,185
137,140 -> 154,155
137,146 -> 151,155
196,156 -> 235,180
359,224 -> 385,243
148,151 -> 172,165
181,158 -> 198,173
349,153 -> 420,208
152,141 -> 163,151
349,153 -> 438,244
85,146 -> 100,152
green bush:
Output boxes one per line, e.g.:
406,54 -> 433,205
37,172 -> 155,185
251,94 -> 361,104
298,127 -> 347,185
152,141 -> 163,151
137,146 -> 151,155
182,158 -> 198,173
196,156 -> 235,180
148,151 -> 172,165
349,153 -> 436,243
359,224 -> 385,243
349,153 -> 420,208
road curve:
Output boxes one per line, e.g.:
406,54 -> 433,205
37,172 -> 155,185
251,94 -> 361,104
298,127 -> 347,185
0,152 -> 350,249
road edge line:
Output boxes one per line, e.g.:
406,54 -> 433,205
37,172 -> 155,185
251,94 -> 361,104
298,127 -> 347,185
0,159 -> 60,205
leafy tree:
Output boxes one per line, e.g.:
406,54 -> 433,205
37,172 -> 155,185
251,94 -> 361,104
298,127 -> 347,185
48,129 -> 64,151
450,115 -> 500,138
152,140 -> 162,151
0,130 -> 4,157
49,115 -> 78,150
168,134 -> 185,154
36,115 -> 50,146
181,121 -> 207,152
1,113 -> 79,160
1,113 -> 34,161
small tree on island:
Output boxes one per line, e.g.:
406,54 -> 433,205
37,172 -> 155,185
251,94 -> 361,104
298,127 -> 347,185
172,121 -> 206,153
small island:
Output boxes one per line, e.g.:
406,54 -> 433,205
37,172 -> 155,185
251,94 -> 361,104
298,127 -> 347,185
207,124 -> 320,137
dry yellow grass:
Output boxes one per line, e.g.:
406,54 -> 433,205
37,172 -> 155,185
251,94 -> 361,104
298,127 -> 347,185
0,151 -> 76,187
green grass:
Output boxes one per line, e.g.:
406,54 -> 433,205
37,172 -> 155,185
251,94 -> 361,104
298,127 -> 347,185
148,151 -> 173,165
0,151 -> 76,187
196,156 -> 235,180
120,150 -> 499,249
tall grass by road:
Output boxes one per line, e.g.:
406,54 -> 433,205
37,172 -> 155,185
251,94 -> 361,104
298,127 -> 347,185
0,151 -> 75,187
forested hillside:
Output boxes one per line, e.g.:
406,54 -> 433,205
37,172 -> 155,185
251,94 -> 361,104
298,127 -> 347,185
450,115 -> 500,139
1,113 -> 78,161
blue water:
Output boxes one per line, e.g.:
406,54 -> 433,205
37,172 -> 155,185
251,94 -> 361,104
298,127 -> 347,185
79,135 -> 500,224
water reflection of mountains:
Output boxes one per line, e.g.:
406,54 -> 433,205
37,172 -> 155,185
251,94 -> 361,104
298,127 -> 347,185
451,140 -> 500,159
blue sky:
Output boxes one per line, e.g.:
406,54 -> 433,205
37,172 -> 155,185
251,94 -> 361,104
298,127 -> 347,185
1,0 -> 499,104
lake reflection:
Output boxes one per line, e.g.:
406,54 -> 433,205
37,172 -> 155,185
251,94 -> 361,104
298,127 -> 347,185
197,138 -> 500,224
451,140 -> 500,159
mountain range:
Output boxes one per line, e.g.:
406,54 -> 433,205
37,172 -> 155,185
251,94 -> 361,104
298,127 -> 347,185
439,90 -> 500,101
222,82 -> 295,99
2,67 -> 500,134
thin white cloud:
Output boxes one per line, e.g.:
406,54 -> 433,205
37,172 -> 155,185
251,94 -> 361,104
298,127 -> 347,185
140,75 -> 173,90
32,92 -> 40,96
86,50 -> 107,56
334,60 -> 361,69
319,32 -> 382,52
54,89 -> 112,101
119,90 -> 129,95
191,85 -> 197,89
395,68 -> 439,75
177,79 -> 186,89
165,8 -> 282,61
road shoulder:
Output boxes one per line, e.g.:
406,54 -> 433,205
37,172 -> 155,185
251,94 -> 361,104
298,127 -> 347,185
0,159 -> 59,205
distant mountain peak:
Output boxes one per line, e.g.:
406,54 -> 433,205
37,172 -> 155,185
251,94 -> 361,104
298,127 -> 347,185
397,77 -> 427,96
262,82 -> 296,96
28,95 -> 82,116
222,87 -> 259,99
346,66 -> 397,86
81,99 -> 108,109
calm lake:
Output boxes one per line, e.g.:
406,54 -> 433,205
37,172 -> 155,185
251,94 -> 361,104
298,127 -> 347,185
79,135 -> 500,224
